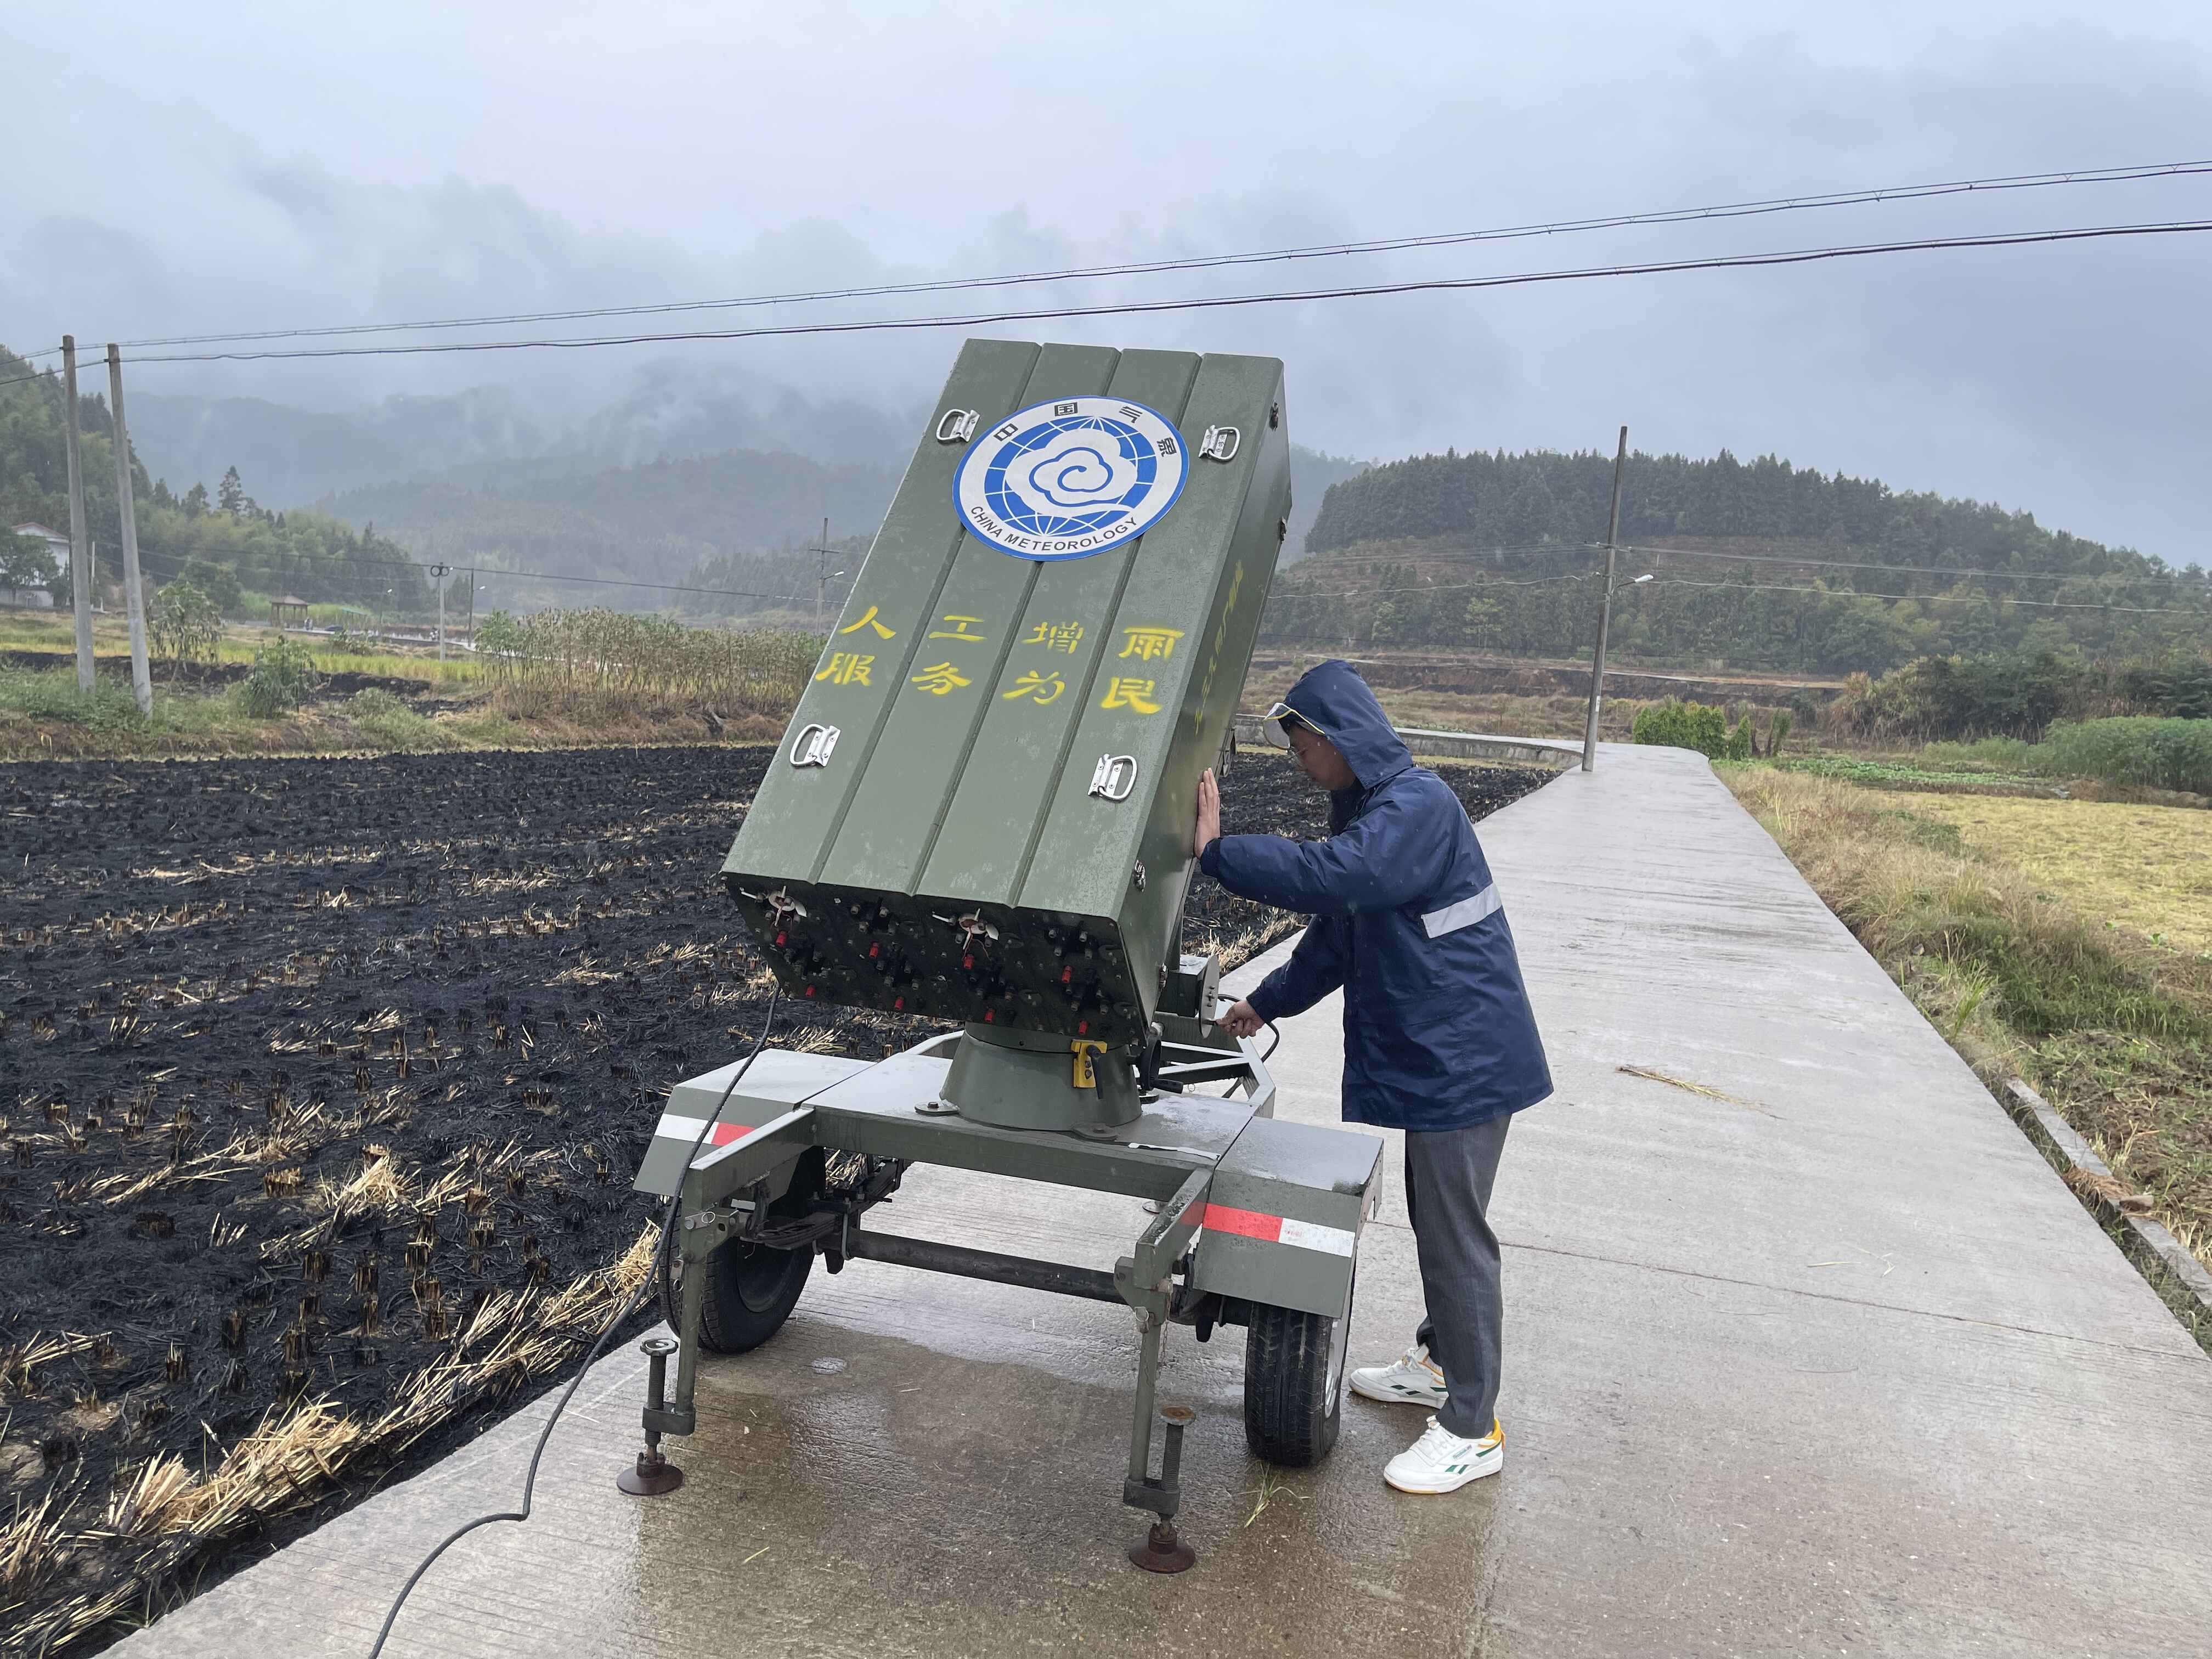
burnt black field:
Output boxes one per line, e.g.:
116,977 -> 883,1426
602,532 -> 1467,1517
0,744 -> 1548,1652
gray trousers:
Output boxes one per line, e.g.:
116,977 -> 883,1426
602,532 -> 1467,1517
1405,1114 -> 1510,1438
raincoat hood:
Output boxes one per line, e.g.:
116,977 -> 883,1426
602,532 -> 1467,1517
1274,659 -> 1413,819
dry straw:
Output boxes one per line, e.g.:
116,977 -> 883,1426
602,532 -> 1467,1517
4,1222 -> 661,1654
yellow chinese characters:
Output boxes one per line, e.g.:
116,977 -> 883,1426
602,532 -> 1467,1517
910,662 -> 972,696
1002,670 -> 1065,706
1023,620 -> 1085,654
838,605 -> 896,640
927,614 -> 989,643
1100,677 -> 1163,715
814,652 -> 874,686
1117,626 -> 1184,663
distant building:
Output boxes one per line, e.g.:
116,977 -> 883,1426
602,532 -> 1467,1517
7,521 -> 72,608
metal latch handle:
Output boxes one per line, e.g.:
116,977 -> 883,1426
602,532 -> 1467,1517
1199,425 -> 1240,462
1071,1040 -> 1109,1090
936,408 -> 980,443
789,723 -> 840,767
1089,753 -> 1138,802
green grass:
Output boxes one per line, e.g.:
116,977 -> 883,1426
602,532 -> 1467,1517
1921,735 -> 2040,772
1773,754 -> 2047,789
1924,719 -> 2212,794
2037,718 -> 2212,793
211,639 -> 485,684
1,606 -> 486,685
0,666 -> 239,736
343,688 -> 456,751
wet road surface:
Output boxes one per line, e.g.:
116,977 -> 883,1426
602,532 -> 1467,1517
115,744 -> 2212,1657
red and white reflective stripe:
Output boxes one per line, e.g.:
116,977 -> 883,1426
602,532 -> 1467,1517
1199,1201 -> 1356,1257
653,1113 -> 754,1148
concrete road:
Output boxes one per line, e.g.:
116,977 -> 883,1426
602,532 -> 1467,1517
118,745 -> 2212,1657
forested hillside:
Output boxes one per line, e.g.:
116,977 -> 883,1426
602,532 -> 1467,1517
1272,448 -> 2210,672
0,347 -> 432,612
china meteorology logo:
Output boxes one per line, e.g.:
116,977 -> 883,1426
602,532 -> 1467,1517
954,397 -> 1189,561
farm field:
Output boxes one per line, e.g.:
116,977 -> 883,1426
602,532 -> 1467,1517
1904,794 -> 2212,957
0,743 -> 1551,1653
0,607 -> 825,764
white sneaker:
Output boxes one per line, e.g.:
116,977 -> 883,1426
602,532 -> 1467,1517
1384,1415 -> 1504,1494
1348,1342 -> 1447,1409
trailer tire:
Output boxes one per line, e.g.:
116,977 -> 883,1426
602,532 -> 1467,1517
666,1239 -> 812,1355
1243,1297 -> 1346,1467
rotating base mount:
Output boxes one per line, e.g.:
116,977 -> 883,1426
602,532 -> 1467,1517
939,1023 -> 1143,1132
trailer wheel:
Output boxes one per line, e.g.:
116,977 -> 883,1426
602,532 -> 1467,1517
1242,1290 -> 1347,1467
665,1239 -> 812,1355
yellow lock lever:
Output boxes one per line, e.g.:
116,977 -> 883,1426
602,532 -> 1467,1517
1070,1039 -> 1110,1090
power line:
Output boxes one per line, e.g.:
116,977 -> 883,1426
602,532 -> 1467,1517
1358,539 -> 2211,588
121,539 -> 821,608
114,521 -> 2212,618
1639,575 -> 2199,616
86,526 -> 2212,624
20,157 -> 2210,358
1273,565 -> 2209,615
1616,541 -> 2210,586
75,218 -> 2212,369
7,213 -> 2210,394
1274,569 -> 1601,600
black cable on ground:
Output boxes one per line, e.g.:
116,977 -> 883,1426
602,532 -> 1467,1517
365,986 -> 782,1658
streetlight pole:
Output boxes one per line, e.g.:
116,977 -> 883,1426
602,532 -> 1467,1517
61,337 -> 95,693
1581,426 -> 1629,772
430,562 -> 450,660
105,346 -> 153,714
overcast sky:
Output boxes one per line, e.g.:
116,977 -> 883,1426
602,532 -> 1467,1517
5,1 -> 2209,562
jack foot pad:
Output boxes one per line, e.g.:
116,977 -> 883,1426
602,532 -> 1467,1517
1127,1519 -> 1197,1574
617,1449 -> 685,1497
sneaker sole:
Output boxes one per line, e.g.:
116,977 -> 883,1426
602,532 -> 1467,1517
1348,1376 -> 1447,1408
1384,1458 -> 1502,1494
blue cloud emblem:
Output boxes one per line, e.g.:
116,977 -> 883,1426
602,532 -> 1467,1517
1021,437 -> 1141,509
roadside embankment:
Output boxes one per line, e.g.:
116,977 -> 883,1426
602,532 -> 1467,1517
1726,764 -> 2212,1331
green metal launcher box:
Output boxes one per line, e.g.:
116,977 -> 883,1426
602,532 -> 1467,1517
724,338 -> 1290,1047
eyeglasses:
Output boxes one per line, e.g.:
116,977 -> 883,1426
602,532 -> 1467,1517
1261,701 -> 1308,749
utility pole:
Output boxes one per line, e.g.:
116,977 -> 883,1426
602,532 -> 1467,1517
815,517 -> 831,628
105,345 -> 152,715
430,562 -> 450,659
60,337 -> 94,693
1581,425 -> 1629,772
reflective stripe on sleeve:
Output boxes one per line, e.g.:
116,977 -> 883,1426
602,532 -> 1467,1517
1420,883 -> 1502,939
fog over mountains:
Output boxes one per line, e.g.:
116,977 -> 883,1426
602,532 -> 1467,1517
127,365 -> 922,510
116,366 -> 1367,586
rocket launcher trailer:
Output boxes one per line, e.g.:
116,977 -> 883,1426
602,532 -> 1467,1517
629,339 -> 1381,1572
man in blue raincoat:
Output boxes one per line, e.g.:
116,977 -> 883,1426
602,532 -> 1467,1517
1194,659 -> 1551,1494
